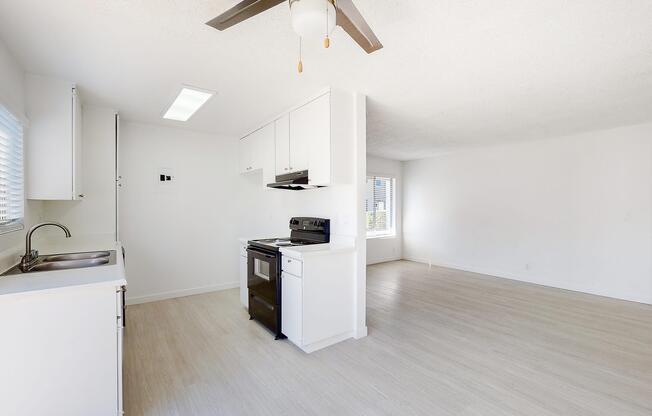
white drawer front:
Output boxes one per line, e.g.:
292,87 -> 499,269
282,256 -> 302,277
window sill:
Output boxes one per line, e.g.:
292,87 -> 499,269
0,223 -> 24,236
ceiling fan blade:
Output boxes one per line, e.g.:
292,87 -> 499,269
335,0 -> 383,53
206,0 -> 286,31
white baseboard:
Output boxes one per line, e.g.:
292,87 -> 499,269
126,281 -> 239,305
354,325 -> 368,339
402,256 -> 652,306
366,256 -> 401,265
302,331 -> 355,353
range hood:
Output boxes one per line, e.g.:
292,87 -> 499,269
267,170 -> 324,191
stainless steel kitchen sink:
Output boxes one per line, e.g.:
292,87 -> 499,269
1,250 -> 116,276
42,251 -> 111,262
30,257 -> 111,272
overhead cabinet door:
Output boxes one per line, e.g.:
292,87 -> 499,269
26,74 -> 84,200
275,115 -> 290,176
289,93 -> 330,182
238,135 -> 252,173
240,123 -> 274,174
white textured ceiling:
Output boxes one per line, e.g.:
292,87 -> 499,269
1,0 -> 652,160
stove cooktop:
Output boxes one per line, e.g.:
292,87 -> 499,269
249,237 -> 318,249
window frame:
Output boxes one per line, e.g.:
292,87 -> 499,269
0,104 -> 25,235
365,174 -> 396,239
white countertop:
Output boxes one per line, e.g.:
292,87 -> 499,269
280,242 -> 355,259
0,240 -> 126,298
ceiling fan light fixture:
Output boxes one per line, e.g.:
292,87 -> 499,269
290,0 -> 336,39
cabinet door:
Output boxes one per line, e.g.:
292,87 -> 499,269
289,93 -> 329,176
281,272 -> 302,346
116,287 -> 125,415
72,88 -> 84,200
275,115 -> 290,176
307,93 -> 331,185
288,112 -> 309,173
238,135 -> 252,173
259,123 -> 276,186
251,123 -> 274,172
26,74 -> 75,200
239,253 -> 248,308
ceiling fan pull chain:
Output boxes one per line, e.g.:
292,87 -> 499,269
324,3 -> 330,48
298,36 -> 304,73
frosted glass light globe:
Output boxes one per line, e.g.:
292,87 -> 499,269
290,0 -> 337,39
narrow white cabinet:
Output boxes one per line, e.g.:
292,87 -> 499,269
281,271 -> 302,345
26,74 -> 83,200
274,114 -> 290,176
239,240 -> 248,307
239,122 -> 273,174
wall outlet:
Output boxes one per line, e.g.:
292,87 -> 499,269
157,167 -> 174,184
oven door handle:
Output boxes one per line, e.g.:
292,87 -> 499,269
246,247 -> 276,259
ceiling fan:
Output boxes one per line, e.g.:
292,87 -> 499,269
206,0 -> 382,71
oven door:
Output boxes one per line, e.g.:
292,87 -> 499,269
246,247 -> 278,304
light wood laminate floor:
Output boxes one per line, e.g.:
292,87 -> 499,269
124,260 -> 652,415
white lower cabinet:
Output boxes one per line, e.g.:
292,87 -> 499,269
280,250 -> 355,353
0,283 -> 124,415
239,241 -> 248,308
281,271 -> 302,345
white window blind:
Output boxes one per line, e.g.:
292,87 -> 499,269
366,176 -> 395,237
0,105 -> 24,234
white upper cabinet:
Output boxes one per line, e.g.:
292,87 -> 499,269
238,134 -> 253,173
72,89 -> 83,198
287,104 -> 311,174
241,88 -> 349,188
26,74 -> 83,200
275,93 -> 330,182
291,93 -> 330,185
239,122 -> 274,174
274,114 -> 290,176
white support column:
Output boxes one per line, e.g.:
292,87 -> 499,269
354,92 -> 368,339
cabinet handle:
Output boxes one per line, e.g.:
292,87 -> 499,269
78,194 -> 85,198
284,167 -> 288,171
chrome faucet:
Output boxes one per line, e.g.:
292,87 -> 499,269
20,222 -> 72,272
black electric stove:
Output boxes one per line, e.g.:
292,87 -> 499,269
246,217 -> 330,339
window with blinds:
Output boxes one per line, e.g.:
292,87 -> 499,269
0,105 -> 24,234
365,175 -> 395,237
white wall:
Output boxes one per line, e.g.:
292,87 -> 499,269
118,121 -> 241,303
0,39 -> 43,272
118,118 -> 361,305
118,90 -> 367,338
403,123 -> 652,304
41,106 -> 116,245
366,155 -> 402,265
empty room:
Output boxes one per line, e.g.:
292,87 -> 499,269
0,1 -> 650,415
